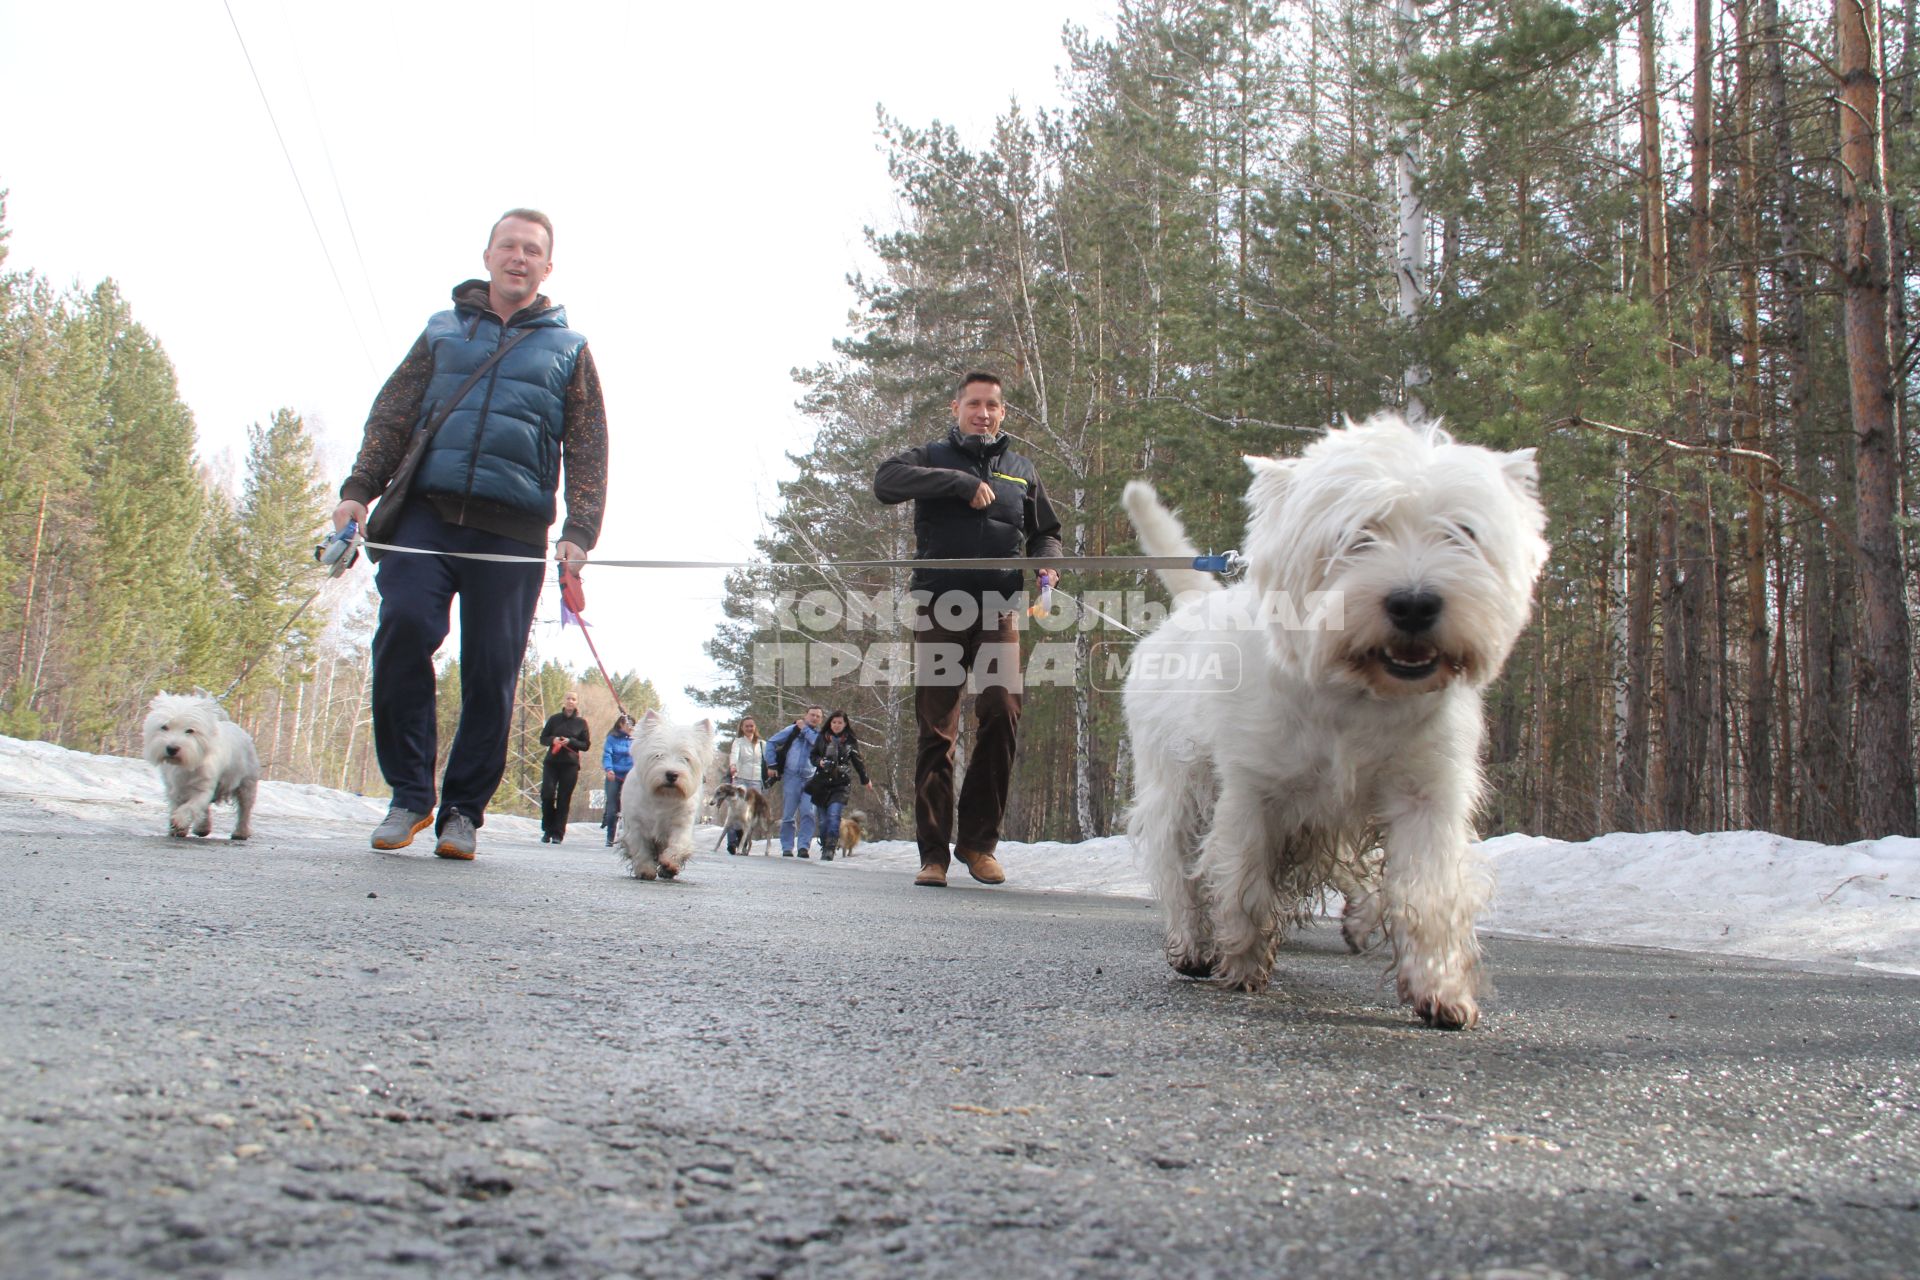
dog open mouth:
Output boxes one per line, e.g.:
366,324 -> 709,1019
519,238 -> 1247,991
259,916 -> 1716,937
1379,640 -> 1442,681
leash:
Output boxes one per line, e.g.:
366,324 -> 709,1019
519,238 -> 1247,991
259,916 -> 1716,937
1052,588 -> 1149,638
557,561 -> 632,720
218,522 -> 363,700
352,539 -> 1248,577
219,525 -> 1210,703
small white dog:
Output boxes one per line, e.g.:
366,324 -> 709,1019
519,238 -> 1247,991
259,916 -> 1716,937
1122,415 -> 1548,1028
617,711 -> 716,880
141,692 -> 261,841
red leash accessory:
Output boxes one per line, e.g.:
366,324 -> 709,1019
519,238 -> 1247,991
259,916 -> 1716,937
559,560 -> 586,624
558,558 -> 630,721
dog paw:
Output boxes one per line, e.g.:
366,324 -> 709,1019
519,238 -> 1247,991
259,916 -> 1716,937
1412,994 -> 1479,1030
634,866 -> 658,881
658,862 -> 680,880
1339,894 -> 1385,954
229,831 -> 251,842
1212,959 -> 1271,993
167,824 -> 188,838
1166,946 -> 1215,979
1397,968 -> 1481,1029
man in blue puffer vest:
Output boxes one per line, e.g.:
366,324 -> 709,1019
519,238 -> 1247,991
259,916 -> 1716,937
331,209 -> 608,861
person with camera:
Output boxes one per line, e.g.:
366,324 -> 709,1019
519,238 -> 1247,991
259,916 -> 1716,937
805,709 -> 871,862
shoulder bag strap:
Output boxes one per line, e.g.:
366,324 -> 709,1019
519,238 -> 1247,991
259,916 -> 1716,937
398,324 -> 537,476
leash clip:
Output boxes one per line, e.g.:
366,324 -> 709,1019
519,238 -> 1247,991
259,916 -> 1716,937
1190,549 -> 1247,577
316,519 -> 359,577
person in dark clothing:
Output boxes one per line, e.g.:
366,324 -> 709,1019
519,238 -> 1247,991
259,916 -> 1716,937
333,208 -> 608,861
805,709 -> 872,860
538,691 -> 590,843
873,371 -> 1062,889
601,714 -> 634,846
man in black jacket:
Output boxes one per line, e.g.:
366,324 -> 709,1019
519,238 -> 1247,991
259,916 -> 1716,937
873,372 -> 1063,889
538,691 -> 590,844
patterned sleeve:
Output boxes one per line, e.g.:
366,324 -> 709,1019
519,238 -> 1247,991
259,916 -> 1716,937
559,345 -> 609,551
340,334 -> 432,506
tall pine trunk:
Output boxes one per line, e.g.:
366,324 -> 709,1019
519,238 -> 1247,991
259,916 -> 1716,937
1763,0 -> 1847,838
1736,0 -> 1773,828
1617,0 -> 1670,831
1661,0 -> 1717,830
1834,0 -> 1916,834
1393,0 -> 1429,419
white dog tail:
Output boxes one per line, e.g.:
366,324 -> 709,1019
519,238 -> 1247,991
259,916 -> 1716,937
1123,480 -> 1221,597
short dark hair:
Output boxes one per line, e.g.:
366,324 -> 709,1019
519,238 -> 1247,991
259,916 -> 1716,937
489,208 -> 554,254
955,371 -> 1003,400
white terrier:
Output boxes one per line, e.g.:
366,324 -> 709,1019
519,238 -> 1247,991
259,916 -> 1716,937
141,692 -> 261,841
1122,415 -> 1548,1028
617,711 -> 716,880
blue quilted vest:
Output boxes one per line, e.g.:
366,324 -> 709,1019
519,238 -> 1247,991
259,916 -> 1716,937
412,299 -> 587,526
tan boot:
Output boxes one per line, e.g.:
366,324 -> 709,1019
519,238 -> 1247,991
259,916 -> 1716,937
957,850 -> 1005,884
914,862 -> 948,888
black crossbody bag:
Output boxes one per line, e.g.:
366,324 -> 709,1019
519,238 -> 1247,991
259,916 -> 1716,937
363,327 -> 534,562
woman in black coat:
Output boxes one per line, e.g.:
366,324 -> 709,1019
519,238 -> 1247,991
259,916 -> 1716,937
806,709 -> 871,860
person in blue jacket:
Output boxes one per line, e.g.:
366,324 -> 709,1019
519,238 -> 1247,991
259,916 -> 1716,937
600,714 -> 634,847
763,705 -> 823,857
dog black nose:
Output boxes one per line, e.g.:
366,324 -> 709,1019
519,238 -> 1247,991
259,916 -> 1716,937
164,745 -> 179,757
1385,590 -> 1443,634
663,770 -> 680,784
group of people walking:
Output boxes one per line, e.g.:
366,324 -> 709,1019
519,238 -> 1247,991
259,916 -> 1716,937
737,705 -> 871,858
534,699 -> 869,857
335,209 -> 1060,883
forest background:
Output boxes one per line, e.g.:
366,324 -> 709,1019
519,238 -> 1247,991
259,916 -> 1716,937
1,0 -> 1914,840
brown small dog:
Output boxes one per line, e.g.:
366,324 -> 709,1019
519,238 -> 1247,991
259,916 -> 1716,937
711,783 -> 775,855
837,812 -> 864,859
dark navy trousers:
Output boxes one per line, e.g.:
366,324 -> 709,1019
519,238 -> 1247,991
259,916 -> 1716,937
371,504 -> 545,828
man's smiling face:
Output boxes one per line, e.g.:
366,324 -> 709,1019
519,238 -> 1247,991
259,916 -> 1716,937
483,217 -> 553,315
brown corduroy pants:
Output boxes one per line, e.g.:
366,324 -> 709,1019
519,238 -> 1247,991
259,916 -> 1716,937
911,602 -> 1024,866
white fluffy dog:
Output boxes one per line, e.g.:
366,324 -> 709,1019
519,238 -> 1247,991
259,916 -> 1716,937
141,692 -> 261,841
617,711 -> 717,880
1122,415 -> 1548,1029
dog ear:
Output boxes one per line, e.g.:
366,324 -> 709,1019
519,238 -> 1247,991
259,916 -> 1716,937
1242,454 -> 1296,510
694,718 -> 714,738
1499,448 -> 1540,499
640,708 -> 662,728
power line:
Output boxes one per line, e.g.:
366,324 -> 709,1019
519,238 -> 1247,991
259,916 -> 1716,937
279,0 -> 389,352
220,0 -> 377,374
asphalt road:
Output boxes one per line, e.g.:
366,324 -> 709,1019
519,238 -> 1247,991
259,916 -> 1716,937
2,805 -> 1916,1279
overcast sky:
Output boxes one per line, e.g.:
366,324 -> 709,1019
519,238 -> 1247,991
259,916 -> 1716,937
0,0 -> 1115,720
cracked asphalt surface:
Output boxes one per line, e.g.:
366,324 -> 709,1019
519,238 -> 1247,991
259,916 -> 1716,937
2,805 -> 1916,1279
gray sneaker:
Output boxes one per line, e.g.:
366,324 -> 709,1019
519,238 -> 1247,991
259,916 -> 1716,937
434,810 -> 478,861
371,805 -> 432,850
